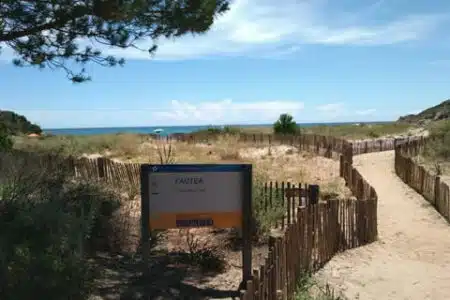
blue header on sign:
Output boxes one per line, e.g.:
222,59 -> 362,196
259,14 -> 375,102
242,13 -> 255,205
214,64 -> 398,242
143,164 -> 251,173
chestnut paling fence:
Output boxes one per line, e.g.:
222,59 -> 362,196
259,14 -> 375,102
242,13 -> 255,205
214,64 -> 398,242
1,133 -> 424,299
164,132 -> 416,161
395,138 -> 450,223
239,144 -> 380,300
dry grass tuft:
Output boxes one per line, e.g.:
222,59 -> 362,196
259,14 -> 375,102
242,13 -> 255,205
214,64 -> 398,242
413,120 -> 450,184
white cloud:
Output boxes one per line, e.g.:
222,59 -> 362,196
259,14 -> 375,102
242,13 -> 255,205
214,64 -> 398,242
100,0 -> 446,60
0,1 -> 446,62
152,99 -> 305,125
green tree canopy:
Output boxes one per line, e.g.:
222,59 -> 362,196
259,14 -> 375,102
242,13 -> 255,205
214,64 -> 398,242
273,113 -> 298,135
0,0 -> 229,82
0,110 -> 42,135
0,129 -> 13,151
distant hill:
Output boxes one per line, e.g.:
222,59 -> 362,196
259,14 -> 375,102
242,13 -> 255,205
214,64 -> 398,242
0,110 -> 42,135
398,99 -> 450,124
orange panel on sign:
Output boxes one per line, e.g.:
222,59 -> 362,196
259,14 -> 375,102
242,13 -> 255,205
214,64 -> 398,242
149,211 -> 242,229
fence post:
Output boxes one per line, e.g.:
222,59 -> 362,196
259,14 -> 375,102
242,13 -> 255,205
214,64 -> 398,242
326,143 -> 332,158
406,158 -> 412,184
339,155 -> 344,178
420,166 -> 425,194
434,176 -> 441,209
97,157 -> 105,179
308,185 -> 319,205
343,161 -> 349,186
358,178 -> 365,200
287,182 -> 291,224
269,236 -> 277,299
348,143 -> 353,165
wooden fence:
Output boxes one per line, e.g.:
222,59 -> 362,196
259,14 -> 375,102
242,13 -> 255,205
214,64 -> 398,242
237,135 -> 421,300
162,132 -> 422,164
0,150 -> 142,190
240,181 -> 377,299
395,138 -> 450,223
167,132 -> 349,160
239,149 -> 379,299
260,182 -> 320,230
240,197 -> 377,300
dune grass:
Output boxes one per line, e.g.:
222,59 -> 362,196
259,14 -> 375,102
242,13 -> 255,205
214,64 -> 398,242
197,122 -> 415,139
301,122 -> 414,139
413,120 -> 450,180
13,133 -> 350,199
14,121 -> 414,157
238,122 -> 414,139
294,274 -> 345,300
13,133 -> 146,158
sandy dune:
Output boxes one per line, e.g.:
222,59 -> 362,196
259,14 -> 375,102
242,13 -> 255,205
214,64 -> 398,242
316,151 -> 450,300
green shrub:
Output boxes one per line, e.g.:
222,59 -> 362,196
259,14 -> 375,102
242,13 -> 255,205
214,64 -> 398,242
175,229 -> 227,273
273,113 -> 299,135
0,132 -> 13,151
0,152 -> 122,300
193,126 -> 241,135
0,124 -> 13,151
222,125 -> 241,134
294,273 -> 344,300
0,110 -> 42,135
206,127 -> 223,134
424,120 -> 450,160
252,175 -> 284,242
367,130 -> 380,138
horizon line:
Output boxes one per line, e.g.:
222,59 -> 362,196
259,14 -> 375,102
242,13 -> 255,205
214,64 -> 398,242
44,120 -> 394,131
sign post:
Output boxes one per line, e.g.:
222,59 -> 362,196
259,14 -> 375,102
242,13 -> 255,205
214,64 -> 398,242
140,164 -> 253,284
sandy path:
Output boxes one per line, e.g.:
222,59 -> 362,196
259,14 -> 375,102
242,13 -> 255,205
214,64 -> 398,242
316,151 -> 450,300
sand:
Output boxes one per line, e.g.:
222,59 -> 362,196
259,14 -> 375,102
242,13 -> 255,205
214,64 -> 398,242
315,151 -> 450,300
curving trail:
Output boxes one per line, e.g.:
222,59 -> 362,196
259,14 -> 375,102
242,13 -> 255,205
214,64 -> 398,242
316,151 -> 450,300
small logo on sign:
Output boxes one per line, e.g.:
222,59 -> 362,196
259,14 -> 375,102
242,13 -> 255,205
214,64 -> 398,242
152,166 -> 158,172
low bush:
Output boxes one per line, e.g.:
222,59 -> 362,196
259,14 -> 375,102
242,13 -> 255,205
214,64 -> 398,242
0,151 -> 122,300
273,113 -> 299,135
294,273 -> 344,300
424,120 -> 450,161
193,125 -> 242,136
174,229 -> 227,273
252,174 -> 285,242
0,125 -> 13,151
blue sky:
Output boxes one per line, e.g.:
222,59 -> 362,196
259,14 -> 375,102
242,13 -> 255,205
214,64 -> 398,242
1,0 -> 450,129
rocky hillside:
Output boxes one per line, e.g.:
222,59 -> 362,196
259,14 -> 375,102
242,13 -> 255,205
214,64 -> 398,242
0,110 -> 42,135
398,99 -> 450,124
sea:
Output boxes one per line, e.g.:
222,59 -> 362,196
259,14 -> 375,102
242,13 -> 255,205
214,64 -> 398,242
43,122 -> 386,136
